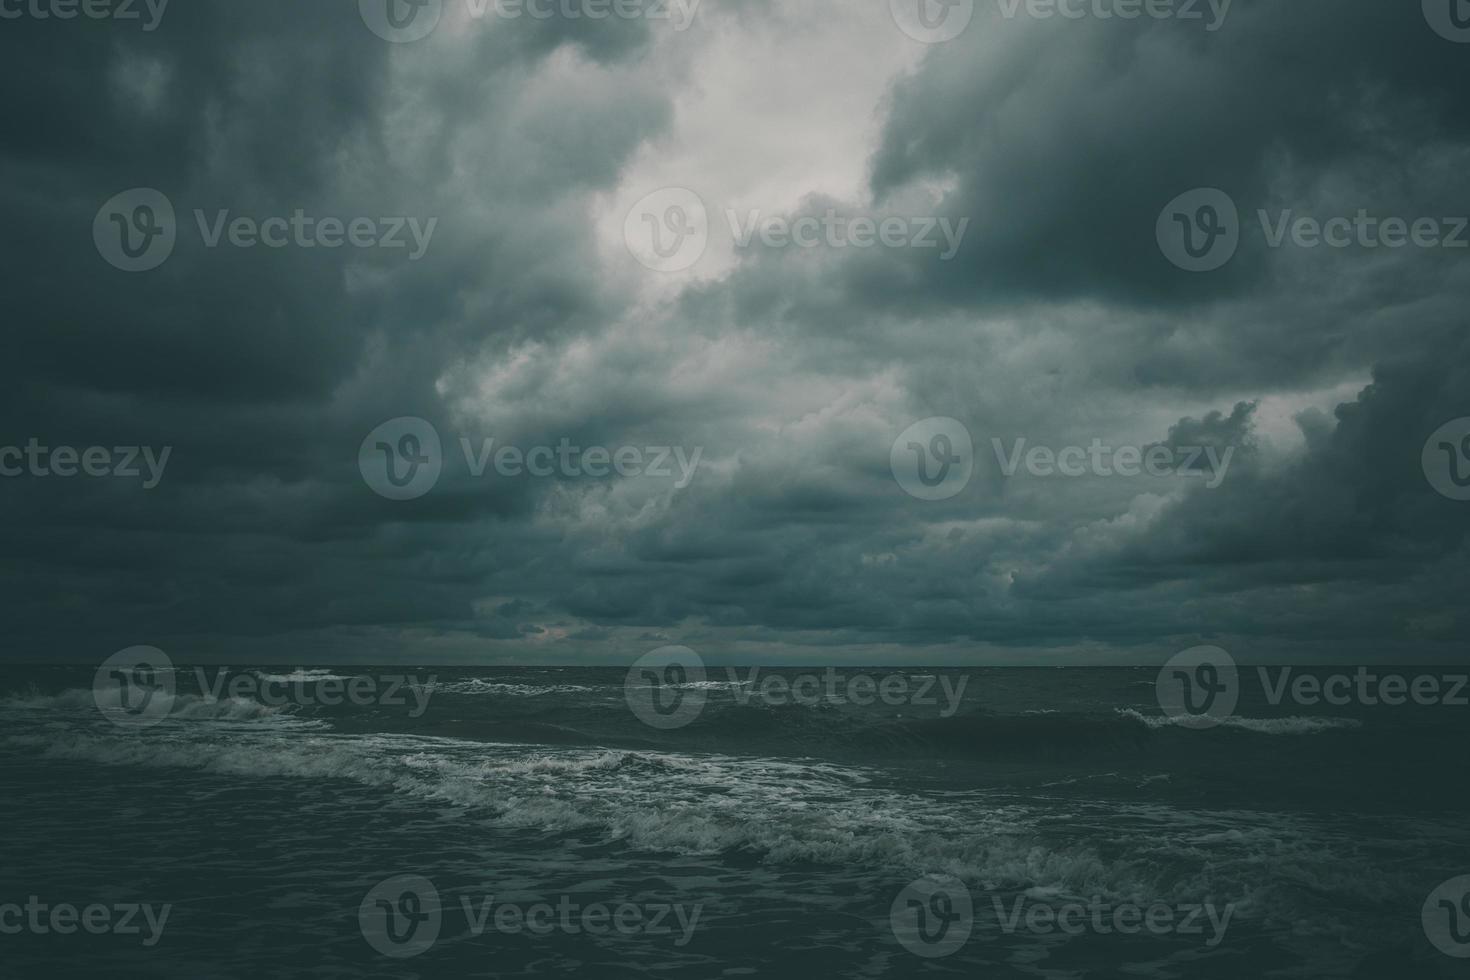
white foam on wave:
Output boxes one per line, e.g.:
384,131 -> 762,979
434,678 -> 598,697
0,687 -> 317,729
4,727 -> 1126,889
168,695 -> 297,722
250,669 -> 354,683
1116,708 -> 1363,734
0,722 -> 1376,923
435,677 -> 751,697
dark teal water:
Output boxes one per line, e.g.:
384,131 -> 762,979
2,666 -> 1467,977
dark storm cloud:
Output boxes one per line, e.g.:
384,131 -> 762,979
1,0 -> 1466,663
866,0 -> 1470,308
1079,331 -> 1470,577
0,0 -> 674,657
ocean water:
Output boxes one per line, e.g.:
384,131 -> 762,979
2,664 -> 1467,978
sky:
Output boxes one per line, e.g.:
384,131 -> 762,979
2,0 -> 1468,664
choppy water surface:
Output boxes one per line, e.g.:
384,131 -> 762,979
2,665 -> 1467,978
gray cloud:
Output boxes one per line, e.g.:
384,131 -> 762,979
1,0 -> 1466,663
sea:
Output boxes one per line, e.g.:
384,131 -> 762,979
1,663 -> 1467,978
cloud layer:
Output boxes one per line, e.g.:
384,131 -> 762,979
3,0 -> 1467,663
